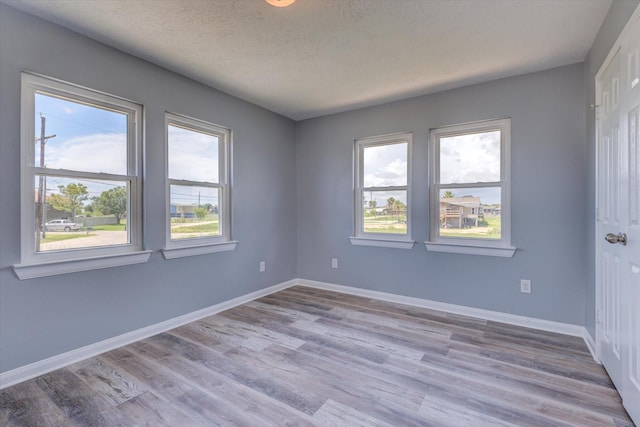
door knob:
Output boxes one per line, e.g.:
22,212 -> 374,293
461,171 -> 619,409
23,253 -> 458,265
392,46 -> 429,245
605,232 -> 627,245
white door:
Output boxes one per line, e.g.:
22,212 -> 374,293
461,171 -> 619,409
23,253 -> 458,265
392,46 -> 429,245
596,10 -> 640,425
598,45 -> 624,392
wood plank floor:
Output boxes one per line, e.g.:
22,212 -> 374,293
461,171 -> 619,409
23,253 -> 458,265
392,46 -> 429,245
0,286 -> 634,426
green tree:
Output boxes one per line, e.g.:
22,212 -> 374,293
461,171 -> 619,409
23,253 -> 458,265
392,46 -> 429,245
48,183 -> 89,221
195,207 -> 208,220
386,197 -> 395,215
368,200 -> 377,216
393,199 -> 406,221
443,191 -> 455,198
93,187 -> 127,224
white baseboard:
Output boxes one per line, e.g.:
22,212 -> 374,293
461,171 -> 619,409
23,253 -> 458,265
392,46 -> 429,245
0,279 -> 297,390
295,278 -> 589,339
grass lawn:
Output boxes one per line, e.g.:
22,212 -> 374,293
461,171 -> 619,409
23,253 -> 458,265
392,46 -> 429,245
91,223 -> 126,231
440,216 -> 501,239
363,226 -> 407,234
365,214 -> 406,222
171,222 -> 219,234
42,233 -> 96,244
363,214 -> 407,234
440,230 -> 500,239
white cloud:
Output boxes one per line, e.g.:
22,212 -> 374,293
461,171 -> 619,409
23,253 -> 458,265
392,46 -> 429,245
440,131 -> 500,183
363,143 -> 407,187
44,133 -> 127,175
168,126 -> 219,183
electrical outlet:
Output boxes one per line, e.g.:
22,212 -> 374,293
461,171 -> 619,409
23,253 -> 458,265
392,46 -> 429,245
520,279 -> 532,294
259,261 -> 265,272
331,258 -> 338,269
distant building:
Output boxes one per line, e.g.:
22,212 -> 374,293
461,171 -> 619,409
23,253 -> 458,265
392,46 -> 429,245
170,203 -> 197,218
439,196 -> 483,229
482,205 -> 502,216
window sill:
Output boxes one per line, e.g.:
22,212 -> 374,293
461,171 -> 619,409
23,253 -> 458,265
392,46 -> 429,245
161,240 -> 238,260
349,236 -> 415,249
13,250 -> 153,280
424,242 -> 516,257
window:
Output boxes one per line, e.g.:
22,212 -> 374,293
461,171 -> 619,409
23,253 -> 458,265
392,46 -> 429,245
161,113 -> 236,259
14,73 -> 149,279
426,118 -> 515,257
350,132 -> 414,249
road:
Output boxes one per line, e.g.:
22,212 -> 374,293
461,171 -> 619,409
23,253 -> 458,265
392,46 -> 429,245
40,230 -> 127,251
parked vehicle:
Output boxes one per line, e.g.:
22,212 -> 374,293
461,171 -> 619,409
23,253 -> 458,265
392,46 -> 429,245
43,219 -> 80,232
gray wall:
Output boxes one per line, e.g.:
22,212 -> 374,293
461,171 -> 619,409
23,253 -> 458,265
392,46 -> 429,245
296,63 -> 588,325
583,0 -> 639,339
0,5 -> 297,373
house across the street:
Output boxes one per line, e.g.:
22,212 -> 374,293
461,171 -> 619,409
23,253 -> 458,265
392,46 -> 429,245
170,203 -> 197,218
440,196 -> 482,229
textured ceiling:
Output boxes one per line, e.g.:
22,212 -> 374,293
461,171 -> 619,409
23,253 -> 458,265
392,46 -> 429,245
3,0 -> 612,120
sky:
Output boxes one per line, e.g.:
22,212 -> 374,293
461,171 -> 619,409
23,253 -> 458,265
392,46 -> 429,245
35,93 -> 128,201
35,92 -> 500,209
168,125 -> 220,207
439,131 -> 502,205
363,142 -> 408,207
35,93 -> 220,207
361,134 -> 502,207
35,93 -> 127,174
440,131 -> 500,184
363,142 -> 407,187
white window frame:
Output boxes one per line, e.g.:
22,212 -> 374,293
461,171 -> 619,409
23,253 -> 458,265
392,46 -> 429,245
426,118 -> 515,257
13,73 -> 150,280
161,113 -> 236,259
350,132 -> 415,249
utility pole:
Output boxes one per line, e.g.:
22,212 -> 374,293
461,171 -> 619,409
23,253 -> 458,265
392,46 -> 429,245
35,114 -> 56,251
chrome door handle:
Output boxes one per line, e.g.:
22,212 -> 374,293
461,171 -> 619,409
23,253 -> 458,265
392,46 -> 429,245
605,232 -> 627,245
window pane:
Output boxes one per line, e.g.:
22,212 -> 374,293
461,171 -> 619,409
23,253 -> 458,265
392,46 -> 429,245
438,188 -> 501,239
35,176 -> 129,252
34,93 -> 127,175
362,190 -> 407,234
170,185 -> 221,240
439,131 -> 500,184
363,142 -> 407,187
168,125 -> 219,183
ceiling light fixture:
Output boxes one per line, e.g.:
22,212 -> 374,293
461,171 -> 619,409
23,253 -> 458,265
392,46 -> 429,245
265,0 -> 296,7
